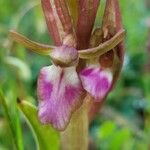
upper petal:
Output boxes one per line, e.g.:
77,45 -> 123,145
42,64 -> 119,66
76,0 -> 100,49
80,66 -> 112,101
37,65 -> 84,130
41,0 -> 76,46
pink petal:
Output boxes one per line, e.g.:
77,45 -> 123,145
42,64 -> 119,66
37,65 -> 84,130
80,67 -> 112,101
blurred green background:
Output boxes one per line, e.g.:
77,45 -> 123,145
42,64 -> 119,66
0,0 -> 150,150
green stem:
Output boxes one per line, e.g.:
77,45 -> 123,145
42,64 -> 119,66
61,99 -> 90,150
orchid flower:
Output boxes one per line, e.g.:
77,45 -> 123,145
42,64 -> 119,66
10,0 -> 125,131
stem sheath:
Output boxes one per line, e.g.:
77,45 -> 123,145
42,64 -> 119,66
61,97 -> 90,150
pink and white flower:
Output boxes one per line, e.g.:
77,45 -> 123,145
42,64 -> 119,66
10,0 -> 125,130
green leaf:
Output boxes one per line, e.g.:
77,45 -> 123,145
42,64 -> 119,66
4,56 -> 31,81
0,89 -> 24,150
98,121 -> 116,139
17,100 -> 60,150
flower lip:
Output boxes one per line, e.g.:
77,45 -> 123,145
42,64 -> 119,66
50,45 -> 79,67
38,65 -> 85,130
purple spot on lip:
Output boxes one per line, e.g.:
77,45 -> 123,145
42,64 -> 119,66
80,66 -> 112,101
96,77 -> 109,91
80,68 -> 93,76
101,77 -> 109,90
37,69 -> 53,101
42,82 -> 53,100
64,86 -> 81,104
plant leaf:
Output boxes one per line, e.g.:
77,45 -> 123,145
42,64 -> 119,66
17,100 -> 60,150
4,56 -> 31,81
0,89 -> 24,150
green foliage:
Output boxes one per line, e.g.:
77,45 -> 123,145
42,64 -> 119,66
18,100 -> 60,150
96,121 -> 132,150
0,89 -> 23,150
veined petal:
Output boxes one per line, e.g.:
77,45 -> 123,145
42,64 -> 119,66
54,0 -> 73,35
41,0 -> 76,46
37,65 -> 84,130
101,0 -> 125,62
78,29 -> 125,59
76,0 -> 100,49
66,0 -> 78,27
41,0 -> 62,45
9,30 -> 54,55
80,66 -> 112,101
102,0 -> 116,37
106,0 -> 125,87
114,0 -> 124,61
